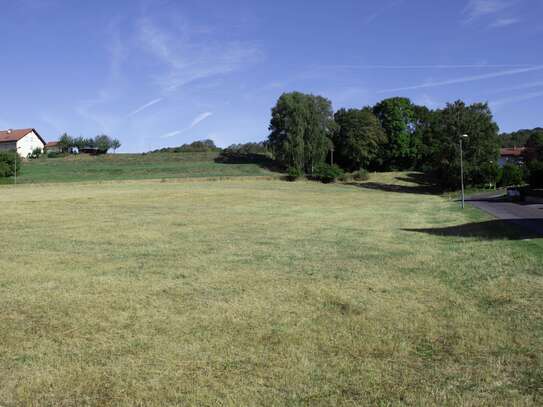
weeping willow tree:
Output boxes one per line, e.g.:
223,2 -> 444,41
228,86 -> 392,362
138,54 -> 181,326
268,92 -> 334,174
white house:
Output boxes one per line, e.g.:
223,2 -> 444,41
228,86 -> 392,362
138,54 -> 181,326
0,128 -> 46,157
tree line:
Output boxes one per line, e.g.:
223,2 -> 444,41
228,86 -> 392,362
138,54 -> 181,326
59,133 -> 121,153
267,92 -> 502,189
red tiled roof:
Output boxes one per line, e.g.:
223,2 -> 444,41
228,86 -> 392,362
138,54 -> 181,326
0,128 -> 46,145
45,141 -> 60,147
500,147 -> 527,157
0,128 -> 33,143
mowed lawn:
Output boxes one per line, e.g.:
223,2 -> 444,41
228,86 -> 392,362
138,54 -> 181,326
1,152 -> 273,184
0,175 -> 542,406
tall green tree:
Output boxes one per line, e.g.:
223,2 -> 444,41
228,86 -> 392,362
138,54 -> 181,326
426,101 -> 500,189
526,132 -> 543,161
58,133 -> 74,152
95,134 -> 113,152
332,108 -> 386,171
373,97 -> 418,170
268,92 -> 334,173
111,139 -> 121,153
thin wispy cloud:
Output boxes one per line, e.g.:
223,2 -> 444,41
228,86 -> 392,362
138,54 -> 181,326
138,18 -> 262,93
464,0 -> 512,22
491,90 -> 543,107
160,130 -> 183,139
489,17 -> 520,28
378,65 -> 543,93
191,112 -> 213,127
364,0 -> 404,25
160,112 -> 213,138
486,81 -> 543,95
128,98 -> 164,117
326,64 -> 534,70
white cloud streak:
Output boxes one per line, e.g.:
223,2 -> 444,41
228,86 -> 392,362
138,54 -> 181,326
464,0 -> 512,22
160,130 -> 182,139
491,90 -> 543,107
128,98 -> 164,116
486,81 -> 543,94
489,17 -> 520,27
191,112 -> 213,127
138,18 -> 262,93
378,65 -> 543,93
364,0 -> 404,25
160,112 -> 213,138
327,64 -> 534,70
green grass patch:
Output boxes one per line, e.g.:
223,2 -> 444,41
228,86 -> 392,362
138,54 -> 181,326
0,152 -> 274,184
0,173 -> 541,405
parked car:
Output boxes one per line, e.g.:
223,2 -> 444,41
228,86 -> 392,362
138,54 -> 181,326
507,187 -> 525,202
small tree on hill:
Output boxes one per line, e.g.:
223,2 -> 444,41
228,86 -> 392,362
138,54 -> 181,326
111,139 -> 121,153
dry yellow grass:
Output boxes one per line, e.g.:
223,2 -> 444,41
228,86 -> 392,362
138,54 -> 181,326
0,174 -> 541,406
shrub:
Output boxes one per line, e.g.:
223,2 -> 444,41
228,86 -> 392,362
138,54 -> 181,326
28,147 -> 42,159
0,151 -> 21,177
353,169 -> 370,181
47,151 -> 63,158
527,160 -> 543,187
338,173 -> 354,182
498,163 -> 524,187
314,163 -> 344,184
286,166 -> 304,181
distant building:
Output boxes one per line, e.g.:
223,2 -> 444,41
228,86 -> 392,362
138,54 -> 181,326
0,128 -> 46,157
45,141 -> 62,153
499,147 -> 535,166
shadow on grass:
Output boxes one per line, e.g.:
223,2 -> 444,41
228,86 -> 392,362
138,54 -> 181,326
404,219 -> 543,240
214,153 -> 283,173
351,172 -> 443,195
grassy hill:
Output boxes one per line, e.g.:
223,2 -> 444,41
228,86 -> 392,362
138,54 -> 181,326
0,174 -> 541,405
2,152 -> 275,184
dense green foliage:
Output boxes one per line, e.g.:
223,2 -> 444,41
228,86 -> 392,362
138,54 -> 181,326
268,92 -> 335,174
498,163 -> 524,187
422,101 -> 500,189
526,132 -> 543,161
373,97 -> 419,170
312,163 -> 344,183
0,151 -> 21,178
267,92 -> 501,189
152,139 -> 220,153
215,142 -> 268,163
29,147 -> 43,160
58,133 -> 121,153
527,160 -> 543,187
332,108 -> 385,172
500,127 -> 543,148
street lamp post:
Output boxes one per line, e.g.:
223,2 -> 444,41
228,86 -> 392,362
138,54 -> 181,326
460,134 -> 469,209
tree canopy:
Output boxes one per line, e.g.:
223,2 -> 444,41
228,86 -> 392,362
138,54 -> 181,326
58,133 -> 120,153
332,108 -> 386,171
268,92 -> 334,173
425,101 -> 500,189
372,97 -> 418,170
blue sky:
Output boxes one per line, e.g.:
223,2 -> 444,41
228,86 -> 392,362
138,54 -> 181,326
1,0 -> 542,152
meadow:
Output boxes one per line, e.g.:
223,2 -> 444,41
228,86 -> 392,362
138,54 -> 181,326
1,152 -> 273,184
0,173 -> 542,405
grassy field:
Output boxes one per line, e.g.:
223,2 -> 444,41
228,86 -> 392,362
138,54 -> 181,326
1,152 -> 273,184
0,173 -> 542,405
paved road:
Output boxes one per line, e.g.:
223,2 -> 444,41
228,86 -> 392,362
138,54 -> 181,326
467,192 -> 543,237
